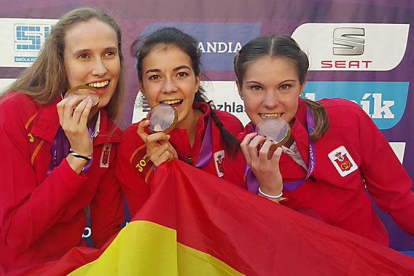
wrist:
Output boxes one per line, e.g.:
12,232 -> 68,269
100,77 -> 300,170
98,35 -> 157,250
259,186 -> 283,196
69,149 -> 92,161
66,154 -> 88,174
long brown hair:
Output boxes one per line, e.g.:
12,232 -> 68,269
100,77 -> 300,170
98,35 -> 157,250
234,35 -> 329,142
5,7 -> 125,122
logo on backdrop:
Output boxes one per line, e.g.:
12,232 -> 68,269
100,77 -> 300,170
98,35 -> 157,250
0,18 -> 58,67
139,22 -> 261,71
291,23 -> 409,71
333,27 -> 365,56
303,81 -> 409,130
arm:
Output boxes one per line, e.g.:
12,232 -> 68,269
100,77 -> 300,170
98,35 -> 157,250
0,115 -> 87,251
357,107 -> 414,236
0,95 -> 94,251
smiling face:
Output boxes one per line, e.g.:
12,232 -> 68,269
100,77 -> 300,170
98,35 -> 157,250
63,18 -> 120,109
140,45 -> 200,130
238,56 -> 306,126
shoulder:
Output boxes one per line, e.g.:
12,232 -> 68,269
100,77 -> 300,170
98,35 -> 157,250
318,98 -> 364,114
318,98 -> 368,124
0,92 -> 38,130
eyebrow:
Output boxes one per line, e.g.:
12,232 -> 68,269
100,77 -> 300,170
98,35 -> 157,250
245,79 -> 297,84
72,46 -> 118,56
145,65 -> 192,75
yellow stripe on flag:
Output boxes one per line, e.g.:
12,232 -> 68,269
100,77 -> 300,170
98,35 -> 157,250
177,241 -> 243,276
69,221 -> 243,276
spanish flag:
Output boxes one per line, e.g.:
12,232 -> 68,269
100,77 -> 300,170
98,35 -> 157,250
21,160 -> 414,275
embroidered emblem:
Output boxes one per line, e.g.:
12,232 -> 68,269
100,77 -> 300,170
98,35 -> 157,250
328,146 -> 358,177
100,143 -> 112,168
214,150 -> 225,177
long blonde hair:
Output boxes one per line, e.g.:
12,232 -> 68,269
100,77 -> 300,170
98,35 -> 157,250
5,7 -> 125,122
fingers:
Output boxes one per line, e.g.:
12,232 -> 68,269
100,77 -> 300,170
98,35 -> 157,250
78,97 -> 93,127
240,132 -> 258,164
270,147 -> 283,166
137,119 -> 150,142
57,95 -> 88,127
150,142 -> 177,167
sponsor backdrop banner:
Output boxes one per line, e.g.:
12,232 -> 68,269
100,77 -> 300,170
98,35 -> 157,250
1,0 -> 413,250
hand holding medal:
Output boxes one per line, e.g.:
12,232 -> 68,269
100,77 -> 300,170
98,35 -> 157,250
137,103 -> 178,167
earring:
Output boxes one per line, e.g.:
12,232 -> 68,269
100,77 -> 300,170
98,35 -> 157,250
240,95 -> 244,100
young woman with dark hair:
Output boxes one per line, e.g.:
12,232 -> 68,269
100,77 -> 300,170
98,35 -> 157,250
116,27 -> 244,216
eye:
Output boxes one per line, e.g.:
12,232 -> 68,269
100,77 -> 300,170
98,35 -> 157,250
77,53 -> 90,59
250,85 -> 263,91
148,75 -> 160,81
104,51 -> 116,57
279,84 -> 292,90
177,71 -> 189,78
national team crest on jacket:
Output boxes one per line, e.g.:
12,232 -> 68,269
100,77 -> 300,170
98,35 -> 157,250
214,150 -> 225,177
328,146 -> 358,177
100,143 -> 112,168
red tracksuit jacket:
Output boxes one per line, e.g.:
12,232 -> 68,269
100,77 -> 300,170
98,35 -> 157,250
0,92 -> 124,275
116,102 -> 245,216
234,98 -> 414,246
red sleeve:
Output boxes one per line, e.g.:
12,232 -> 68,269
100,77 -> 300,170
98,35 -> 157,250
90,144 -> 124,249
116,122 -> 152,217
0,104 -> 87,251
356,104 -> 414,237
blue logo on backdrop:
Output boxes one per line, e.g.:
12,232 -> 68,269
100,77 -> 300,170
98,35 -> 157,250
14,24 -> 52,62
303,82 -> 409,130
140,23 -> 261,71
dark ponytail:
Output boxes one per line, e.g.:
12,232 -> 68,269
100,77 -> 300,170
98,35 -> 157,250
194,92 -> 240,156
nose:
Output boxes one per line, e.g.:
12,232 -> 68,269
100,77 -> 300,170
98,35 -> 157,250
162,77 -> 178,93
91,58 -> 107,77
263,90 -> 279,109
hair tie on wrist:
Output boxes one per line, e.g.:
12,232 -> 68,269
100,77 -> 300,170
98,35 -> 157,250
258,187 -> 283,199
69,149 -> 92,161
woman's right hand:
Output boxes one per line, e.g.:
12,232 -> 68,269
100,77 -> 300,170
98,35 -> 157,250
57,95 -> 94,173
241,132 -> 283,202
137,119 -> 178,167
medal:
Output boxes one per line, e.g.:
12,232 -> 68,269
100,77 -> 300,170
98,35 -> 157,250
147,103 -> 178,133
64,85 -> 100,107
256,118 -> 291,158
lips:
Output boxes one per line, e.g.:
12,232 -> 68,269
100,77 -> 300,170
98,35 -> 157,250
161,99 -> 183,109
87,80 -> 110,95
259,113 -> 282,119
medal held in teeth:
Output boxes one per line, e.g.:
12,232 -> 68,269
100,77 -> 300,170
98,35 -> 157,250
256,118 -> 291,157
64,85 -> 100,107
147,103 -> 178,133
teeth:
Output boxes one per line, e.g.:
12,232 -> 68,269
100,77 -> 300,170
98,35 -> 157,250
162,99 -> 182,105
260,113 -> 281,119
88,80 -> 109,88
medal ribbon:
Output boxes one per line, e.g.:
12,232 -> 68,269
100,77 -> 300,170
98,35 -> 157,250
245,108 -> 316,193
47,111 -> 100,247
194,114 -> 213,168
